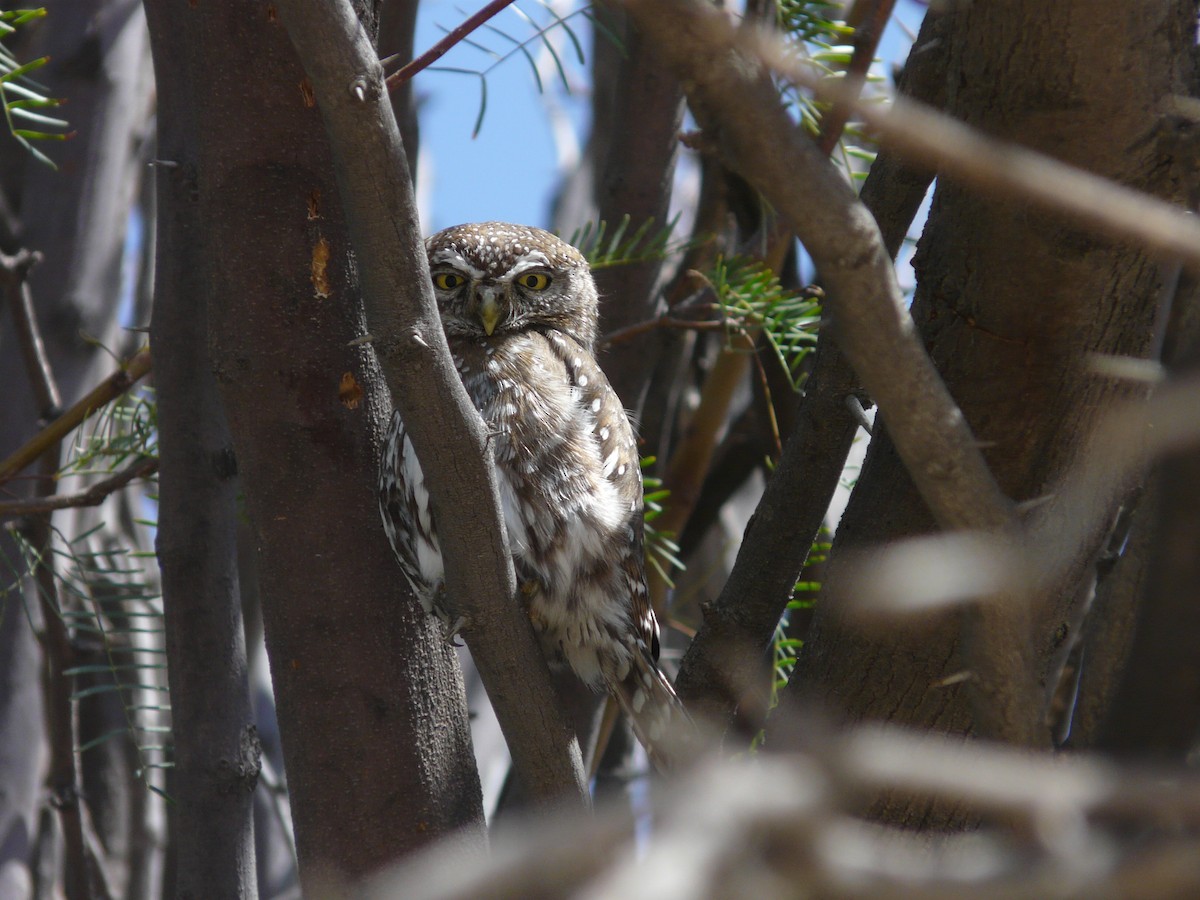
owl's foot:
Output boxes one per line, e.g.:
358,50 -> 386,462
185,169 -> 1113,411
441,614 -> 467,647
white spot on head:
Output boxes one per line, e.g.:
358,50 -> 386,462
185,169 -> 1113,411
577,375 -> 588,387
599,427 -> 610,441
617,464 -> 626,476
591,398 -> 601,413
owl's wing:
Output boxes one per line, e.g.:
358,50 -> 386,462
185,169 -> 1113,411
544,331 -> 660,661
378,410 -> 443,610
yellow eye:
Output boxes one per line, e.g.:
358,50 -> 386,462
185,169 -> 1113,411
434,272 -> 465,290
518,272 -> 551,291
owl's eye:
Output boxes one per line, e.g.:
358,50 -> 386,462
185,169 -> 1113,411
517,272 -> 551,291
434,272 -> 465,290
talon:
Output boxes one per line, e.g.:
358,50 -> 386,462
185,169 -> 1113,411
443,615 -> 467,647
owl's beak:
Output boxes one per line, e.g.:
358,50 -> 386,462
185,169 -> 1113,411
479,294 -> 501,336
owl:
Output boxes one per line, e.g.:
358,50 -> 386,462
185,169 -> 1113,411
378,222 -> 686,768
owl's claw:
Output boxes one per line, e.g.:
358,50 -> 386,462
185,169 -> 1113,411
442,615 -> 467,647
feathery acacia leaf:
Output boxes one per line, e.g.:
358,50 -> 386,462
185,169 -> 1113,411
710,256 -> 822,389
0,9 -> 69,169
427,1 -> 593,136
571,214 -> 696,271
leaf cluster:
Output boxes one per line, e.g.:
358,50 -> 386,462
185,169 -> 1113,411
427,0 -> 599,136
2,380 -> 166,793
0,8 -> 71,169
571,214 -> 692,271
710,256 -> 821,389
641,457 -> 682,587
774,0 -> 881,178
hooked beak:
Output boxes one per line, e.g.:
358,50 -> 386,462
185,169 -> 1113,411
478,293 -> 501,336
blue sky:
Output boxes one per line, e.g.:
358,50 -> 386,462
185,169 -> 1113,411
410,1 -> 929,239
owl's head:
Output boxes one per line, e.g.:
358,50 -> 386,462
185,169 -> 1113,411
425,222 -> 599,348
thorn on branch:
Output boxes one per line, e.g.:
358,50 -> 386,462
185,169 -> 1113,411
844,392 -> 874,433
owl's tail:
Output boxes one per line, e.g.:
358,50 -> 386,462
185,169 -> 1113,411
607,649 -> 695,772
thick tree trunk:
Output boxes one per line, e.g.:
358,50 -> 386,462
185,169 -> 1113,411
589,10 -> 684,417
142,0 -> 485,884
144,2 -> 259,894
787,1 -> 1197,810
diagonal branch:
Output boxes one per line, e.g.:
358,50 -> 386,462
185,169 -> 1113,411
277,0 -> 588,807
674,2 -> 950,733
1,248 -> 62,421
383,0 -> 516,90
0,456 -> 158,521
623,0 -> 1040,744
760,33 -> 1200,272
0,349 -> 152,486
649,1 -> 895,615
815,0 -> 897,157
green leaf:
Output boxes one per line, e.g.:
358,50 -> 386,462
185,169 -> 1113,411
72,683 -> 169,701
0,54 -> 49,82
0,10 -> 49,27
78,727 -> 134,754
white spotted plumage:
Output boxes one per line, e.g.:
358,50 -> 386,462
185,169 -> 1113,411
377,222 -> 688,769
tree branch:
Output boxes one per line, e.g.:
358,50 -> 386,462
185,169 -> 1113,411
276,0 -> 588,807
625,1 -> 1017,533
383,0 -> 516,90
1,248 -> 61,421
27,460 -> 93,899
647,1 -> 899,623
626,0 -> 1052,744
759,31 -> 1200,273
0,456 -> 157,521
589,8 -> 685,415
0,349 -> 152,486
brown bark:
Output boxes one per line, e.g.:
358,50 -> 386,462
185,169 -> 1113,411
144,1 -> 259,892
142,0 -> 487,882
671,4 -> 950,734
788,0 -> 1197,808
590,8 -> 685,417
1097,269 -> 1200,759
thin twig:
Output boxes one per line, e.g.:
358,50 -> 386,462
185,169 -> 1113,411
28,454 -> 94,899
0,456 -> 158,520
1,248 -> 62,420
384,0 -> 517,91
816,0 -> 898,157
601,315 -> 726,347
0,348 -> 152,485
